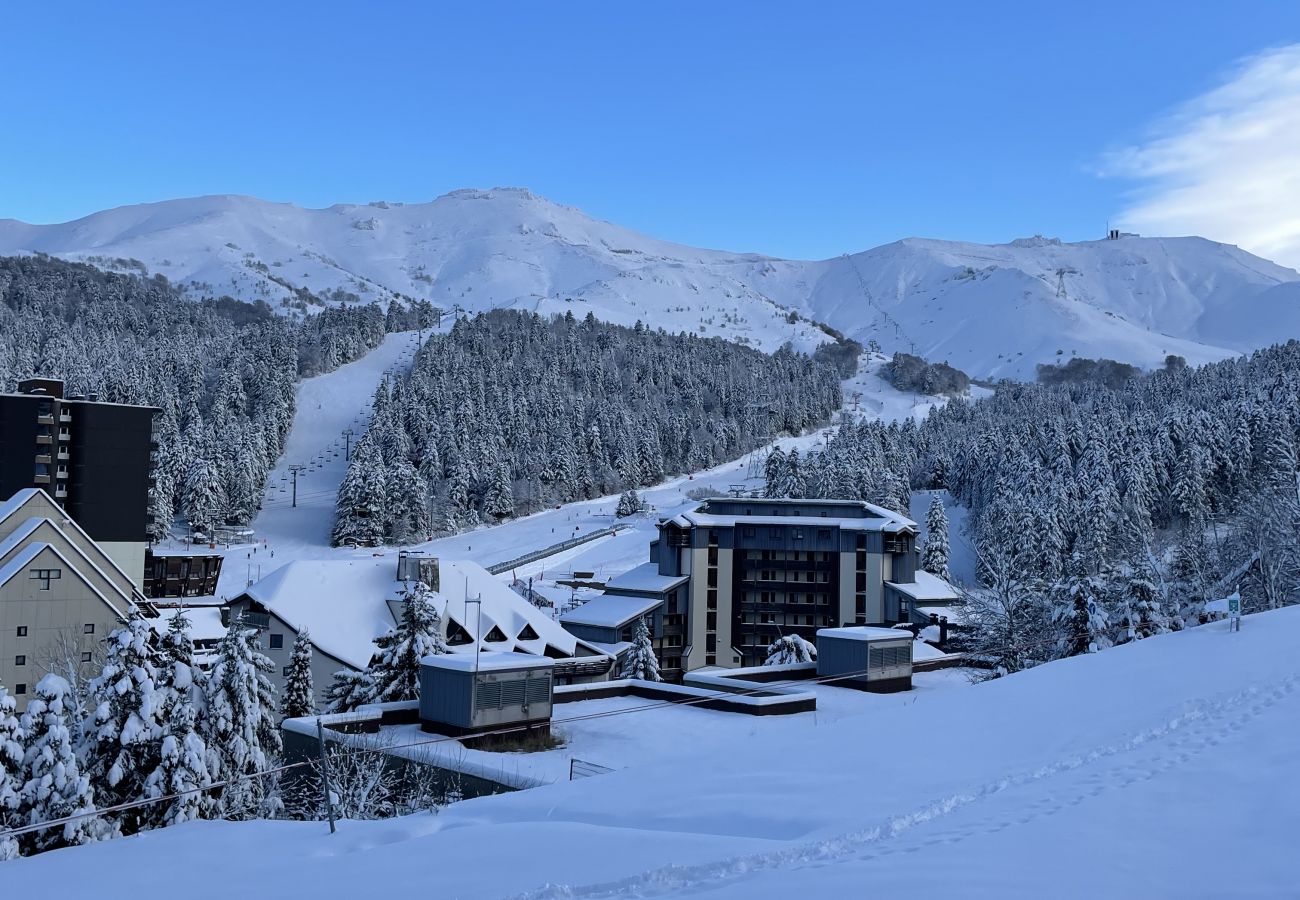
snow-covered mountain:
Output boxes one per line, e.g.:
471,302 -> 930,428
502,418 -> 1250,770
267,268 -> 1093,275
2,188 -> 1297,378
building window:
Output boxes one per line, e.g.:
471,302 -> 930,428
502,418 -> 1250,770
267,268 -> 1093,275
706,568 -> 717,588
706,612 -> 717,631
706,634 -> 717,652
269,634 -> 284,650
769,527 -> 781,538
707,531 -> 719,545
707,589 -> 718,610
283,666 -> 293,677
793,528 -> 803,540
743,527 -> 755,538
818,528 -> 831,542
707,547 -> 718,566
29,568 -> 61,590
83,623 -> 95,634
14,655 -> 26,666
81,652 -> 92,663
15,626 -> 26,637
14,684 -> 25,696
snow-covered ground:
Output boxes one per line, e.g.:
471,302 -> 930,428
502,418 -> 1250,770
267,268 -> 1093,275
9,607 -> 1297,897
3,189 -> 1297,374
346,668 -> 977,788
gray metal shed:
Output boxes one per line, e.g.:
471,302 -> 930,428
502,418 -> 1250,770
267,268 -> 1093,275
419,651 -> 555,735
815,626 -> 913,693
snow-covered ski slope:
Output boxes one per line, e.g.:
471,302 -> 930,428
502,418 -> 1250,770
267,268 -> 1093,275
208,352 -> 953,599
3,189 -> 1297,377
9,606 -> 1297,897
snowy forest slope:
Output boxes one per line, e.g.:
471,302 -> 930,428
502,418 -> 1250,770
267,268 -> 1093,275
3,189 -> 1298,377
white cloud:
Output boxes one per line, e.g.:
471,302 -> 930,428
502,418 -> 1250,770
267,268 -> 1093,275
1104,44 -> 1300,270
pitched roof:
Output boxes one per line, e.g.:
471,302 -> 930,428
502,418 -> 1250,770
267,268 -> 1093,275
239,557 -> 603,671
560,593 -> 663,629
0,542 -> 126,620
0,489 -> 141,597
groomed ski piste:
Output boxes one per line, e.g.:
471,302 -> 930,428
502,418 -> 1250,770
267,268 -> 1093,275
202,341 -> 979,603
7,606 -> 1296,896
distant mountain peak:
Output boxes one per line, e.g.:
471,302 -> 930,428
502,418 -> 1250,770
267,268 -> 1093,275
0,191 -> 1296,379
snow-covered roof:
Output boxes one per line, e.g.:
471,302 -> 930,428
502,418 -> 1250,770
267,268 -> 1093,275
602,561 -> 688,595
669,499 -> 916,534
817,626 -> 912,643
560,593 -> 662,629
239,557 -> 604,671
915,604 -> 966,625
421,651 -> 555,673
153,607 -> 227,643
887,571 -> 960,602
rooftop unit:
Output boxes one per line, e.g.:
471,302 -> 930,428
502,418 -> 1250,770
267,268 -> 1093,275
419,652 -> 554,737
816,627 -> 913,693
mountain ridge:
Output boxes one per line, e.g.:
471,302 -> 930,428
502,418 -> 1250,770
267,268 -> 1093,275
2,188 -> 1297,379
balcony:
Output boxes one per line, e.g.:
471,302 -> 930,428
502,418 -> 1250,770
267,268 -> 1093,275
882,537 -> 910,555
35,435 -> 52,446
33,475 -> 51,485
56,467 -> 68,479
54,485 -> 67,499
37,414 -> 54,425
56,449 -> 69,461
34,453 -> 51,465
57,429 -> 71,441
58,411 -> 71,423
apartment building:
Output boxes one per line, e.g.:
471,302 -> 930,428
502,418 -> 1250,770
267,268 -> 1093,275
0,377 -> 159,587
566,497 -> 959,674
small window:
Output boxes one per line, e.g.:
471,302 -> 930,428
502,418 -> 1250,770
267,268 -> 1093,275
793,528 -> 803,540
83,623 -> 95,634
14,655 -> 26,666
14,684 -> 25,696
283,666 -> 292,677
769,527 -> 781,538
705,654 -> 716,666
29,568 -> 61,590
742,526 -> 756,538
15,626 -> 26,637
269,633 -> 284,650
80,652 -> 92,663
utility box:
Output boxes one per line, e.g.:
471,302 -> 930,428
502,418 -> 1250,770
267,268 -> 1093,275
419,652 -> 554,736
816,627 -> 913,693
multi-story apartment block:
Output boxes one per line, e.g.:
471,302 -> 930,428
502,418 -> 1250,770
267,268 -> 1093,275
0,377 -> 158,587
565,497 -> 959,675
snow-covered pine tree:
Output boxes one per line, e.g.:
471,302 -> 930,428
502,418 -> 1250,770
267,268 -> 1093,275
205,621 -> 281,819
145,610 -> 214,827
18,675 -> 98,854
369,583 -> 450,703
182,457 -> 227,538
763,634 -> 817,665
619,617 -> 660,682
615,490 -> 642,518
331,435 -> 388,547
0,682 -> 24,860
280,631 -> 317,720
324,669 -> 375,715
384,459 -> 432,544
1052,554 -> 1112,657
921,493 -> 952,582
482,460 -> 515,522
85,607 -> 166,835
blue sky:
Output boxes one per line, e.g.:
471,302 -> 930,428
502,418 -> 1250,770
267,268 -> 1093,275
3,1 -> 1299,260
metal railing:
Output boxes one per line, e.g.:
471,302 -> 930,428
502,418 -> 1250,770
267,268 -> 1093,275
485,524 -> 628,576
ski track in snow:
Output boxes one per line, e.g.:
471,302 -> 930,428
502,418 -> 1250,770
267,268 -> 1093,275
512,674 -> 1300,899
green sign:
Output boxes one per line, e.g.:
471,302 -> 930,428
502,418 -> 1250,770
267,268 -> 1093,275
1227,594 -> 1241,617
